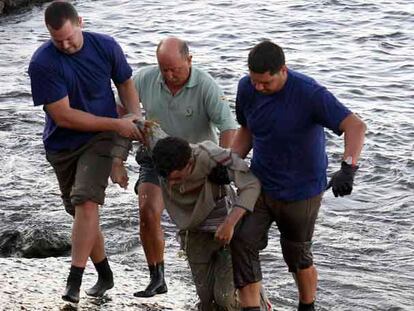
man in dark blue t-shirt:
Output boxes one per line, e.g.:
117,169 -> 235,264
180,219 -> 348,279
231,41 -> 366,311
28,1 -> 143,304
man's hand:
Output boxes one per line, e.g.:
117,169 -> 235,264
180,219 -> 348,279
116,114 -> 144,141
215,221 -> 235,245
327,161 -> 359,197
111,158 -> 129,189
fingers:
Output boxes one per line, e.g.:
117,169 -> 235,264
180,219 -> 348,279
332,183 -> 353,197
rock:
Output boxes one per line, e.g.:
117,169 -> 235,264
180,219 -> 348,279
0,0 -> 50,15
0,228 -> 71,258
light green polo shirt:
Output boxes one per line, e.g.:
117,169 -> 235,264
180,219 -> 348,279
133,65 -> 238,144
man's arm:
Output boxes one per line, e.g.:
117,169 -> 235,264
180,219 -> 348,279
214,206 -> 246,245
219,129 -> 236,148
340,113 -> 367,165
231,126 -> 253,159
45,96 -> 141,140
215,153 -> 261,244
327,113 -> 366,197
115,78 -> 142,118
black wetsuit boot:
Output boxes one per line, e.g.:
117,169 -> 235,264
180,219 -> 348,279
298,301 -> 315,311
133,261 -> 168,297
62,265 -> 84,303
85,257 -> 114,297
241,307 -> 261,311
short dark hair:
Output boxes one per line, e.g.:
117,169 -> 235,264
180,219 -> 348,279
45,1 -> 79,30
248,40 -> 285,74
152,137 -> 192,178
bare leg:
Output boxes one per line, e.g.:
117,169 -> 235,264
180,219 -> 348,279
138,182 -> 165,265
238,281 -> 261,308
71,200 -> 100,267
90,228 -> 106,263
295,265 -> 318,303
134,182 -> 167,297
85,228 -> 114,297
62,200 -> 99,303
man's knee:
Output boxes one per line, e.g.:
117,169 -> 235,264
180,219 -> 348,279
74,200 -> 99,218
280,237 -> 313,272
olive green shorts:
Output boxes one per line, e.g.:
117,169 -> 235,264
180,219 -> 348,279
231,192 -> 322,288
46,132 -> 114,216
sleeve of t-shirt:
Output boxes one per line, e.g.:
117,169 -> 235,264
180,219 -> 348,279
311,87 -> 352,136
203,77 -> 238,132
110,39 -> 132,84
28,62 -> 67,106
235,79 -> 248,127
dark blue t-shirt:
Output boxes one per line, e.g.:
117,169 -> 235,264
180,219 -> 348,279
28,32 -> 132,152
236,69 -> 351,201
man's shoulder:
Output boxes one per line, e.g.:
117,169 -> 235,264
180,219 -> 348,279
237,75 -> 254,96
238,75 -> 251,87
30,41 -> 54,62
84,31 -> 116,45
29,41 -> 59,72
133,65 -> 159,82
190,67 -> 218,87
289,69 -> 323,91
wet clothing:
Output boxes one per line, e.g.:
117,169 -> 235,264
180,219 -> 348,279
233,69 -> 351,286
165,142 -> 259,310
133,65 -> 238,144
231,193 -> 322,288
46,132 -> 114,216
180,231 -> 238,311
159,141 -> 260,231
236,69 -> 351,201
29,31 -> 131,152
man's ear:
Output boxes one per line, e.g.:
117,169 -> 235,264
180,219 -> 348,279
78,16 -> 83,28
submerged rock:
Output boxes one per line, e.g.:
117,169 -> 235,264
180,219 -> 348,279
0,228 -> 71,258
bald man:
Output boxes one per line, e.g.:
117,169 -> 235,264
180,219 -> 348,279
116,37 -> 238,297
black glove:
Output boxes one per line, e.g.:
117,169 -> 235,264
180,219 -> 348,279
208,163 -> 231,185
327,161 -> 359,197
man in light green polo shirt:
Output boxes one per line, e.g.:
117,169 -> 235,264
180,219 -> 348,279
115,37 -> 238,298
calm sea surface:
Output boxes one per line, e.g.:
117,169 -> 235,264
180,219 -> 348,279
0,1 -> 413,310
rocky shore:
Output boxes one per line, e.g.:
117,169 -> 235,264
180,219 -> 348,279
0,255 -> 198,310
0,0 -> 49,15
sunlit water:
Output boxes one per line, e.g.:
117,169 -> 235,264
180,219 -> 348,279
0,1 -> 413,310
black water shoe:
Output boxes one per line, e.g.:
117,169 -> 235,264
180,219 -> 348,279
85,257 -> 114,297
134,261 -> 167,297
62,265 -> 84,303
85,277 -> 114,297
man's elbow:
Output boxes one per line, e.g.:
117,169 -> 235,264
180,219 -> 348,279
355,116 -> 367,135
53,115 -> 71,128
342,114 -> 367,135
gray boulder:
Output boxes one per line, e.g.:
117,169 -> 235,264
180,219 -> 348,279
0,228 -> 71,258
0,0 -> 49,15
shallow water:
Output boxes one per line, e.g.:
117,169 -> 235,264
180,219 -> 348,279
0,0 -> 413,310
